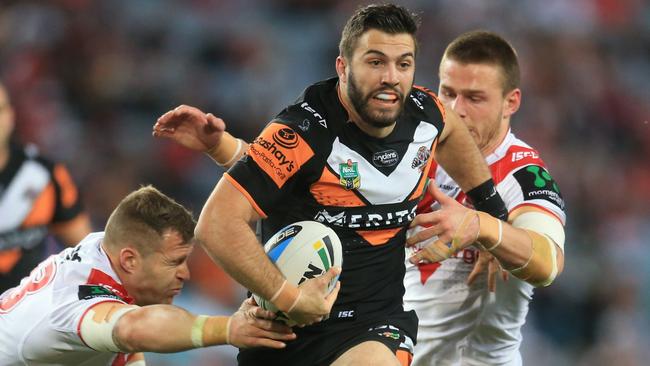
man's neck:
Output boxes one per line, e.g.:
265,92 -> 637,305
480,123 -> 510,157
337,84 -> 395,139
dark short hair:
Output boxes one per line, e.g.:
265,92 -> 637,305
104,185 -> 196,254
443,30 -> 520,94
339,4 -> 420,60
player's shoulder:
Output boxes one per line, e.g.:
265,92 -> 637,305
407,85 -> 446,127
493,133 -> 548,173
271,77 -> 343,150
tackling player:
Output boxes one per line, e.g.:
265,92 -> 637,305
404,31 -> 566,365
0,186 -> 295,365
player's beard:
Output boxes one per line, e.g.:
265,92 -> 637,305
347,70 -> 409,129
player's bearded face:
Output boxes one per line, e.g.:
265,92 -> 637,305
347,68 -> 409,128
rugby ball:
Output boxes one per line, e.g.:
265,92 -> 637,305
252,221 -> 342,321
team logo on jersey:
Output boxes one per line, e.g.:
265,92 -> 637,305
514,165 -> 565,210
372,149 -> 399,167
411,146 -> 431,171
339,159 -> 360,190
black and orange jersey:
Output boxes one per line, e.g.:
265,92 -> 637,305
0,142 -> 84,292
227,78 -> 445,336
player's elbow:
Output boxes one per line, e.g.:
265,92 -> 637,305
113,314 -> 145,353
112,312 -> 145,353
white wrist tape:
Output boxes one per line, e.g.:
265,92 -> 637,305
191,315 -> 208,347
218,139 -> 244,167
80,304 -> 138,352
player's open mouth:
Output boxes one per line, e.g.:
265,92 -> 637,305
372,92 -> 399,105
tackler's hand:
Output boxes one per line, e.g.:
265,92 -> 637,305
407,184 -> 480,264
466,250 -> 509,292
152,104 -> 225,153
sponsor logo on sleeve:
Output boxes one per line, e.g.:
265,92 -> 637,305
514,165 -> 565,210
249,123 -> 314,188
512,150 -> 539,162
78,285 -> 123,301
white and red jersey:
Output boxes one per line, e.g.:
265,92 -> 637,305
404,131 -> 566,366
0,232 -> 135,366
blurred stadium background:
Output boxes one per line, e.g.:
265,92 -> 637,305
1,0 -> 648,365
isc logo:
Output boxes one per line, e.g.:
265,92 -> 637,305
336,310 -> 355,320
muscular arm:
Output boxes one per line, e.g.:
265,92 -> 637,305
408,185 -> 564,287
195,177 -> 285,301
435,109 -> 492,192
80,300 -> 295,353
486,206 -> 565,283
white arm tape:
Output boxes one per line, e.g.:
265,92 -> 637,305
512,211 -> 565,252
80,304 -> 139,352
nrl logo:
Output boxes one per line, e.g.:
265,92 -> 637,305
339,159 -> 360,190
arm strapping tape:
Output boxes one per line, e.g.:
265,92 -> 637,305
80,305 -> 139,352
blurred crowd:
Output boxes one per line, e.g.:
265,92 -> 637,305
1,0 -> 648,365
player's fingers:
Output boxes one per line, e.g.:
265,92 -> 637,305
251,338 -> 288,349
156,110 -> 174,125
324,281 -> 340,307
252,306 -> 277,320
466,258 -> 486,286
262,321 -> 294,334
320,267 -> 342,288
408,250 -> 428,264
257,329 -> 296,341
488,259 -> 498,292
405,225 -> 441,246
206,113 -> 226,132
409,212 -> 440,228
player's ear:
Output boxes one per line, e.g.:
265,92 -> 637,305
336,56 -> 348,83
503,88 -> 521,118
118,247 -> 139,273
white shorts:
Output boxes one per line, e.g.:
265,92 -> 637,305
404,250 -> 534,366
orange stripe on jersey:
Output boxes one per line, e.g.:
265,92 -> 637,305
21,182 -> 56,227
248,123 -> 314,188
396,349 -> 413,366
510,203 -> 564,224
0,249 -> 22,274
413,85 -> 446,121
224,173 -> 268,219
408,139 -> 438,201
310,167 -> 365,207
356,227 -> 402,246
53,164 -> 79,208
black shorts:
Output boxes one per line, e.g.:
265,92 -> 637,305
237,310 -> 417,366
